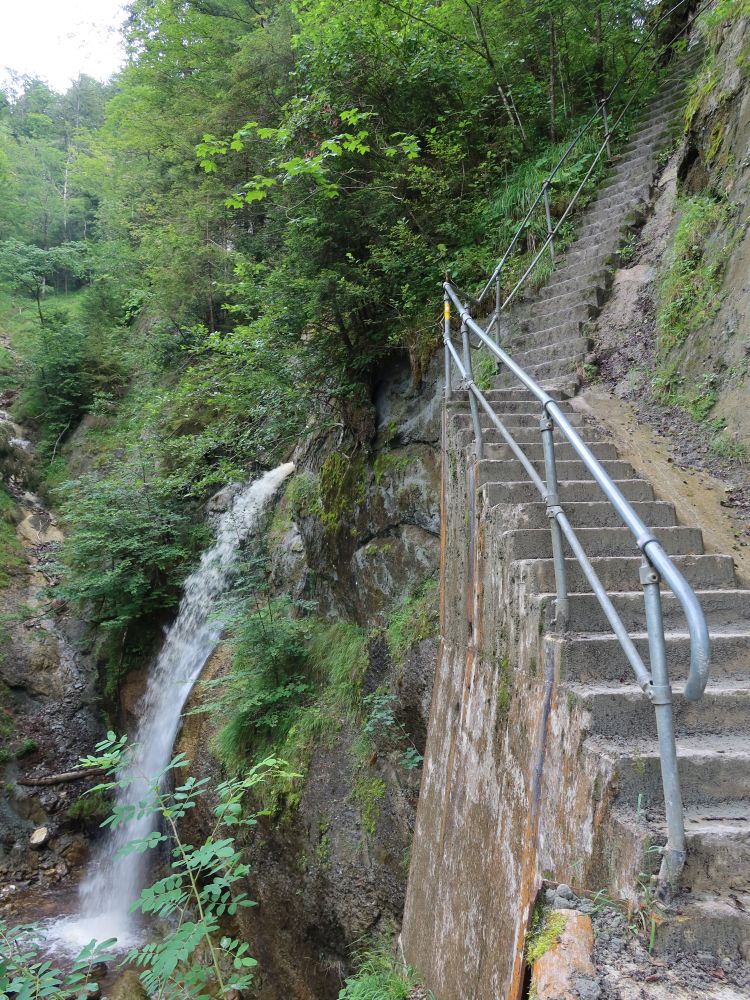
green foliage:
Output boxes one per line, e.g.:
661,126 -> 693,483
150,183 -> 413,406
14,308 -> 93,452
386,579 -> 439,665
496,657 -> 512,720
657,196 -> 730,354
361,690 -> 424,772
0,486 -> 23,591
1,733 -> 290,1000
351,775 -> 387,837
319,452 -> 366,533
525,907 -> 567,965
211,599 -> 369,807
286,472 -> 322,519
710,431 -> 749,461
0,926 -> 116,1000
65,788 -> 112,828
473,349 -> 497,392
651,368 -> 720,424
212,600 -> 313,771
338,940 -> 424,1000
55,456 -> 200,691
84,735 -> 290,998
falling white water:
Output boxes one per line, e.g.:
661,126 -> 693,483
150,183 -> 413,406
47,463 -> 294,953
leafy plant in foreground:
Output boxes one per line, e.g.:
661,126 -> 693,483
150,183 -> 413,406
1,736 -> 291,1000
0,928 -> 116,1000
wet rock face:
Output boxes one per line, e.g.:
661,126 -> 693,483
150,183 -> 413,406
238,637 -> 436,1000
272,355 -> 442,624
0,409 -> 102,896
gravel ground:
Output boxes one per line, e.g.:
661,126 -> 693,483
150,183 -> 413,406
539,883 -> 750,999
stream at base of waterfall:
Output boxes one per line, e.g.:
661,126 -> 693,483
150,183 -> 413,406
44,463 -> 295,955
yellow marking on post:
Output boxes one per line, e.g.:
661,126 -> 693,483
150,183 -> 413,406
444,301 -> 450,322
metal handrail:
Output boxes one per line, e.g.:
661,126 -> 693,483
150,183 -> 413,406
446,283 -> 711,699
444,283 -> 710,891
472,0 -> 710,309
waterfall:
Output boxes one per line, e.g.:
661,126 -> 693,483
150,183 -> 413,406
48,463 -> 294,953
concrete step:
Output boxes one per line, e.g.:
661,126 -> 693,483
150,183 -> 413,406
475,426 -> 609,448
493,348 -> 587,384
617,801 -> 750,894
654,893 -> 750,961
556,630 -> 750,686
576,202 -> 648,240
545,589 -> 750,633
523,286 -> 603,320
567,679 -> 750,739
448,387 -> 571,404
499,499 -> 678,530
450,410 -> 592,432
557,235 -> 622,268
483,478 -> 654,506
562,227 -> 631,259
504,524 -> 703,561
482,440 -> 619,463
591,733 -> 750,809
508,337 -> 589,369
506,320 -> 585,350
598,166 -> 655,195
612,806 -> 750,905
620,118 -> 676,151
517,554 -> 738,594
538,271 -> 608,302
584,184 -> 652,218
608,150 -> 657,180
477,457 -> 638,486
448,397 -> 576,415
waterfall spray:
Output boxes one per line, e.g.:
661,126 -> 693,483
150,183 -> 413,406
48,463 -> 294,952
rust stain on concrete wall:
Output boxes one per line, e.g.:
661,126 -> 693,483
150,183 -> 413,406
401,408 -> 632,999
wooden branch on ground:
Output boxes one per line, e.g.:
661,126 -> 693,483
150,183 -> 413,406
18,767 -> 107,787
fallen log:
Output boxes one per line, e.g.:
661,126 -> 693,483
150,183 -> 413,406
18,766 -> 107,787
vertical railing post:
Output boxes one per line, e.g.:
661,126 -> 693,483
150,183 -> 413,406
494,273 -> 502,345
443,293 -> 452,402
543,180 -> 555,264
640,560 -> 686,896
461,318 -> 484,460
540,410 -> 568,628
600,97 -> 612,160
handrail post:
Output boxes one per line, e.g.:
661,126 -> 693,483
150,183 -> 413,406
540,412 -> 568,628
600,97 -> 612,160
543,180 -> 555,264
444,293 -> 452,402
494,274 -> 502,345
462,318 -> 484,460
640,560 -> 686,897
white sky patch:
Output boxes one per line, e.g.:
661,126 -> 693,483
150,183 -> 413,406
0,0 -> 127,94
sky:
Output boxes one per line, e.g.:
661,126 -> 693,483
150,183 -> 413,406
0,0 -> 127,94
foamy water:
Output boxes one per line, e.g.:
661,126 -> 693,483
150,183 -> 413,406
45,464 -> 294,954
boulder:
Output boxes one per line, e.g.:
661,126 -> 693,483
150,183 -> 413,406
110,970 -> 148,1000
29,826 -> 49,849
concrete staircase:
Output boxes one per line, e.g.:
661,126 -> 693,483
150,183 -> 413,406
452,52 -> 750,965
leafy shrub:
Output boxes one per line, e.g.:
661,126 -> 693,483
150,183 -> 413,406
386,579 -> 439,665
338,940 -> 423,1000
0,485 -> 23,591
657,196 -> 729,353
55,457 -> 201,691
212,601 -> 369,796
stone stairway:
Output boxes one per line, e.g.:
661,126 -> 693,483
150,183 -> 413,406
494,50 -> 702,392
448,52 -> 750,969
